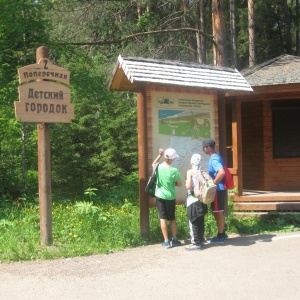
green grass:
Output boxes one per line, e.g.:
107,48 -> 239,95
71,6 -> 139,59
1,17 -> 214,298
1,188 -> 300,263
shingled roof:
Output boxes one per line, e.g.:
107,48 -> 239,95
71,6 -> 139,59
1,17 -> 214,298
109,55 -> 253,93
241,54 -> 300,86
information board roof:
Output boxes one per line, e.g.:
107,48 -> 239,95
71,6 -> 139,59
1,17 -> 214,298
109,55 -> 253,93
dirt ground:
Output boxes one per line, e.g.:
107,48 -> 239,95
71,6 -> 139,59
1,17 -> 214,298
1,232 -> 300,300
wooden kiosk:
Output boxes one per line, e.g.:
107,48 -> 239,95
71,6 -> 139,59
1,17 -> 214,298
227,54 -> 300,214
109,55 -> 252,237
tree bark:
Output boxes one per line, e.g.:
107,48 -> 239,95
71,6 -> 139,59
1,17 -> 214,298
137,3 -> 141,20
182,0 -> 197,61
281,0 -> 292,53
248,0 -> 256,67
230,0 -> 238,68
198,0 -> 206,64
297,0 -> 300,56
212,0 -> 228,67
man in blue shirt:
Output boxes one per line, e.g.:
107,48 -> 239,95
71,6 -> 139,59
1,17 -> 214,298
202,138 -> 228,243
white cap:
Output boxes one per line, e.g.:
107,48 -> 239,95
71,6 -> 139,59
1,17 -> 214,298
191,154 -> 202,167
164,148 -> 179,160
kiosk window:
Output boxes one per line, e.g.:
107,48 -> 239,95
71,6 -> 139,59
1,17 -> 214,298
272,101 -> 300,158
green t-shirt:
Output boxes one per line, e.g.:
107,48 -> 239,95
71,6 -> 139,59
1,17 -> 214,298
155,164 -> 182,200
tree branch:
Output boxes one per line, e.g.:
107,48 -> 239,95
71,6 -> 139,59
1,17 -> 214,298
60,28 -> 216,47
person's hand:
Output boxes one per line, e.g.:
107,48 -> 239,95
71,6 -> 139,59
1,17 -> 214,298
159,148 -> 164,156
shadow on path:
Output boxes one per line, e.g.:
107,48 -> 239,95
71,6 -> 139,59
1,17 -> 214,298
184,233 -> 278,250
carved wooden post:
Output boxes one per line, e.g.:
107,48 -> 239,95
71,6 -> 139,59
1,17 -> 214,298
36,46 -> 53,246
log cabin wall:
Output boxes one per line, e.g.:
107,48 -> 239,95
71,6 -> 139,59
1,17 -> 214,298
262,100 -> 300,191
237,55 -> 300,194
225,101 -> 233,167
241,101 -> 264,190
239,98 -> 300,192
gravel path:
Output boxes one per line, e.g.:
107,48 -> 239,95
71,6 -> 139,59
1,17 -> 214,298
1,232 -> 300,300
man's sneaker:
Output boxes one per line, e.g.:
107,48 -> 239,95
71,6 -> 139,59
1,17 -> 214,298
209,237 -> 224,243
162,241 -> 171,249
185,243 -> 202,251
171,238 -> 182,247
223,233 -> 229,239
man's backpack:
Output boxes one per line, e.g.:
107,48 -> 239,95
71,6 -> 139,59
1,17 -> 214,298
145,163 -> 159,197
223,164 -> 234,189
194,168 -> 217,205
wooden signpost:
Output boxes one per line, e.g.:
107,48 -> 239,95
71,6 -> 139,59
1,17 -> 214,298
16,57 -> 73,123
16,81 -> 73,123
15,46 -> 74,246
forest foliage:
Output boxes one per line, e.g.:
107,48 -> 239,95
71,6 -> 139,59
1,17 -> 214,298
0,0 -> 299,199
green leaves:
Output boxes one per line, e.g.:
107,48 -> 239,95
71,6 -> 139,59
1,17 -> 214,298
74,201 -> 100,214
1,0 -> 300,199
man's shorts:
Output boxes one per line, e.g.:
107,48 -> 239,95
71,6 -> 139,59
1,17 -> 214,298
156,198 -> 176,220
211,190 -> 227,212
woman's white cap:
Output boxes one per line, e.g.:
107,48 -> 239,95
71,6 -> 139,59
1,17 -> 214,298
164,148 -> 179,159
191,153 -> 202,166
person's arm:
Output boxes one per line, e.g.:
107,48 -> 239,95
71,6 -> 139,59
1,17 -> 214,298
175,179 -> 182,187
175,169 -> 182,187
185,169 -> 193,189
152,148 -> 164,167
213,168 -> 225,185
211,155 -> 225,185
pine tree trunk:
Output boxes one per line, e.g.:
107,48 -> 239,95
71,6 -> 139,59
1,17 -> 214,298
297,0 -> 300,56
212,0 -> 228,67
137,4 -> 141,20
230,0 -> 238,68
248,0 -> 256,67
182,0 -> 197,61
282,0 -> 292,53
198,0 -> 206,64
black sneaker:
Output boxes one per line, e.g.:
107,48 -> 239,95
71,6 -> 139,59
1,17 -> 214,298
171,238 -> 182,247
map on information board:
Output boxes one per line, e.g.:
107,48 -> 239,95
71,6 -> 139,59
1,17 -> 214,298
151,91 -> 215,201
158,110 -> 210,139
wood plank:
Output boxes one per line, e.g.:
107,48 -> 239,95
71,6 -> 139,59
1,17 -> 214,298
262,166 -> 300,172
236,96 -> 243,194
18,58 -> 70,85
262,155 -> 300,162
263,177 -> 300,182
227,167 -> 237,175
233,202 -> 300,210
233,212 -> 300,218
234,195 -> 300,202
218,92 -> 227,161
263,184 -> 300,191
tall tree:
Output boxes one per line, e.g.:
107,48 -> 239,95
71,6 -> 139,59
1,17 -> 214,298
230,0 -> 238,68
0,0 -> 50,197
281,0 -> 292,53
2,0 -> 300,199
297,0 -> 300,56
212,0 -> 228,66
248,0 -> 256,67
193,0 -> 206,63
181,0 -> 197,61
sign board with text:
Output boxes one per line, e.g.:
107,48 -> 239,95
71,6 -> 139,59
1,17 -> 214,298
15,81 -> 73,123
18,58 -> 70,85
15,58 -> 74,123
